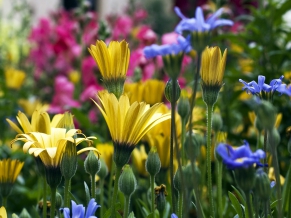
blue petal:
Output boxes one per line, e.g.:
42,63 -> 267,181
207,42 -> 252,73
171,213 -> 178,218
63,208 -> 71,218
210,19 -> 234,29
174,7 -> 187,19
85,199 -> 100,218
206,8 -> 224,24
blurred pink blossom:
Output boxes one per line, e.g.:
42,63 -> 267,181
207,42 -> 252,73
49,76 -> 80,113
136,25 -> 157,46
134,9 -> 148,21
80,84 -> 102,102
111,15 -> 133,40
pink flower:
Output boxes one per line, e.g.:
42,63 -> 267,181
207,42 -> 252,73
81,57 -> 98,87
111,15 -> 133,40
161,32 -> 179,45
136,25 -> 157,45
49,76 -> 80,113
80,84 -> 102,102
134,9 -> 148,21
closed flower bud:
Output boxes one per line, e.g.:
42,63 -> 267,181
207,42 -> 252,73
155,184 -> 167,214
61,141 -> 78,180
254,117 -> 263,132
97,158 -> 109,180
177,91 -> 190,121
173,168 -> 183,192
212,113 -> 223,132
145,147 -> 161,176
184,164 -> 200,190
184,132 -> 203,161
234,167 -> 256,192
254,168 -> 271,201
19,208 -> 31,218
84,151 -> 100,176
118,165 -> 137,197
255,100 -> 276,130
55,192 -> 63,210
162,53 -> 184,80
267,128 -> 280,149
165,79 -> 181,103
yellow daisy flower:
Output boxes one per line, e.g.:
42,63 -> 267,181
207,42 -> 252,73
92,91 -> 171,167
0,206 -> 7,218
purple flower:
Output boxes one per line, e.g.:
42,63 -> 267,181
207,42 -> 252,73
216,141 -> 265,169
62,198 -> 100,218
143,35 -> 192,59
239,75 -> 291,96
174,7 -> 233,34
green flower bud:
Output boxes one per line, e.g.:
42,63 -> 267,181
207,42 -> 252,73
254,168 -> 271,201
61,141 -> 78,180
45,166 -> 62,189
184,163 -> 200,190
177,91 -> 190,121
155,184 -> 167,214
254,117 -> 263,132
162,53 -> 183,80
173,168 -> 183,192
55,192 -> 63,210
234,167 -> 256,192
18,208 -> 31,218
118,165 -> 137,197
255,100 -> 276,130
267,128 -> 280,149
184,132 -> 203,161
97,158 -> 108,180
84,151 -> 100,176
212,113 -> 223,132
145,147 -> 161,176
164,79 -> 181,103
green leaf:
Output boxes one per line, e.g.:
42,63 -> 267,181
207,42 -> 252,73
128,212 -> 136,218
103,203 -> 122,218
84,181 -> 90,204
228,191 -> 244,218
231,185 -> 246,205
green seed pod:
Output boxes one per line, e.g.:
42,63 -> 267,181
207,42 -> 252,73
145,146 -> 161,176
84,151 -> 100,176
97,158 -> 109,180
184,131 -> 204,161
184,163 -> 200,190
173,168 -> 183,192
55,192 -> 63,210
177,91 -> 190,121
255,100 -> 276,131
268,128 -> 280,149
118,165 -> 137,197
212,113 -> 223,132
164,79 -> 181,103
254,168 -> 271,201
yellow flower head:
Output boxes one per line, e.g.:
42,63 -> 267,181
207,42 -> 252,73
200,46 -> 227,106
93,91 -> 170,146
0,159 -> 24,184
124,79 -> 165,105
200,46 -> 227,87
92,91 -> 171,167
5,68 -> 26,89
0,206 -> 7,218
17,99 -> 49,117
10,128 -> 98,168
96,143 -> 114,171
88,40 -> 130,80
6,110 -> 63,134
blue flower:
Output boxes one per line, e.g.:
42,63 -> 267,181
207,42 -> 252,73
239,75 -> 291,96
171,213 -> 178,218
216,140 -> 265,169
174,7 -> 233,34
61,198 -> 100,218
143,35 -> 192,59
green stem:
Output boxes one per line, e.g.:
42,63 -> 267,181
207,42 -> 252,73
254,196 -> 259,218
216,159 -> 223,218
190,162 -> 203,218
181,119 -> 186,165
50,187 -> 57,218
263,131 -> 268,173
110,165 -> 122,218
64,178 -> 71,207
271,146 -> 282,218
178,192 -> 183,218
170,84 -> 177,213
206,104 -> 215,217
264,201 -> 268,218
150,175 -> 155,217
2,197 -> 7,208
123,196 -> 130,218
91,174 -> 96,199
256,131 -> 261,150
100,179 -> 105,217
108,158 -> 115,205
245,191 -> 253,218
43,178 -> 47,218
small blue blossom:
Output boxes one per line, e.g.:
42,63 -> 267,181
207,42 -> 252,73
239,75 -> 291,96
216,140 -> 265,169
143,35 -> 192,59
174,7 -> 233,34
61,198 -> 100,218
171,213 -> 178,218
